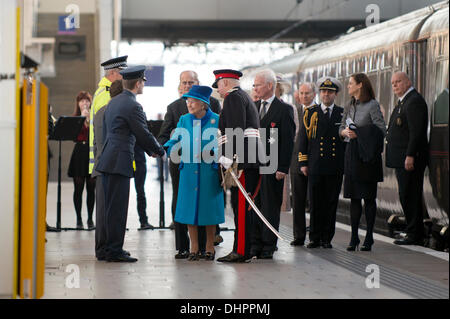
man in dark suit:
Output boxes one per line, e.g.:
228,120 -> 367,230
290,83 -> 316,246
96,66 -> 165,262
250,69 -> 295,259
298,77 -> 345,249
157,70 -> 221,259
386,71 -> 428,246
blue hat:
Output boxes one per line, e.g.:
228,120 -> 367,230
101,55 -> 128,70
120,65 -> 147,81
182,85 -> 212,105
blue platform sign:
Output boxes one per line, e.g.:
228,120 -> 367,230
58,15 -> 76,34
144,66 -> 164,87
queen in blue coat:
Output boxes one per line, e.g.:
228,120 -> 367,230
164,85 -> 224,261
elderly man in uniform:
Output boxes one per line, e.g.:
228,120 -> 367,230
96,66 -> 165,262
158,70 -> 222,259
250,69 -> 295,259
214,69 -> 262,263
386,71 -> 428,246
298,77 -> 345,249
90,55 -> 127,261
290,82 -> 316,246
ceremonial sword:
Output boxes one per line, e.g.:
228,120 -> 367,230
227,168 -> 285,241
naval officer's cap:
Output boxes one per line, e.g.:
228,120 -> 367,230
316,76 -> 342,93
101,55 -> 128,70
212,69 -> 243,88
119,65 -> 147,81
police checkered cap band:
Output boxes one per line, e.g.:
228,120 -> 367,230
103,61 -> 127,70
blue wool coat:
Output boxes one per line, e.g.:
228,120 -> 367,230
164,109 -> 225,226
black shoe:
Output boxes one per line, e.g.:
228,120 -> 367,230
122,250 -> 131,256
76,220 -> 84,230
306,241 -> 321,248
346,244 -> 359,251
138,222 -> 155,231
360,244 -> 372,251
87,219 -> 95,230
393,237 -> 418,246
214,234 -> 223,246
46,223 -> 59,232
187,252 -> 200,261
217,252 -> 251,263
258,251 -> 273,259
290,239 -> 304,246
168,222 -> 175,230
174,250 -> 190,259
322,242 -> 333,249
198,251 -> 206,259
97,255 -> 106,261
106,254 -> 138,262
204,251 -> 215,261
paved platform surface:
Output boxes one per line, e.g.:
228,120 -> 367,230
43,162 -> 449,299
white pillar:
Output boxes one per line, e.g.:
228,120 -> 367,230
0,0 -> 17,298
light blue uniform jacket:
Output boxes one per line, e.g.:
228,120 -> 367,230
164,109 -> 225,226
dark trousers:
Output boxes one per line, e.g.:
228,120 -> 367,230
95,175 -> 106,258
134,160 -> 148,225
230,168 -> 259,257
73,176 -> 96,221
350,198 -> 376,246
103,173 -> 130,258
290,172 -> 308,242
169,161 -> 206,252
308,174 -> 343,244
395,166 -> 425,241
252,173 -> 284,253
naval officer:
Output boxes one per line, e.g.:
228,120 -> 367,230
96,65 -> 165,262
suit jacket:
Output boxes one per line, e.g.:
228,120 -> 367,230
158,96 -> 221,146
298,104 -> 345,175
386,89 -> 428,168
96,90 -> 165,177
290,104 -> 315,174
257,97 -> 296,174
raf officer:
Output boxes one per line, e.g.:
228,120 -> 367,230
386,71 -> 428,246
298,77 -> 345,249
96,66 -> 165,262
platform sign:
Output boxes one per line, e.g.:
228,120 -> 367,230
144,66 -> 164,87
58,15 -> 76,35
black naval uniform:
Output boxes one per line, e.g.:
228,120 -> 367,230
298,104 -> 345,246
252,96 -> 295,257
96,89 -> 165,260
218,86 -> 261,260
158,96 -> 221,254
386,88 -> 428,244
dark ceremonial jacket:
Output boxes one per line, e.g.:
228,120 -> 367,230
157,96 -> 221,146
298,104 -> 345,175
256,97 -> 296,174
386,88 -> 428,168
290,104 -> 316,174
96,90 -> 165,177
218,86 -> 261,170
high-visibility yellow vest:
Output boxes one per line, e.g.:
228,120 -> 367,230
89,77 -> 111,174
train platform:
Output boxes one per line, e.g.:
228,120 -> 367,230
43,165 -> 449,299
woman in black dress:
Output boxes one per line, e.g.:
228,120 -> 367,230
340,74 -> 386,251
68,91 -> 96,229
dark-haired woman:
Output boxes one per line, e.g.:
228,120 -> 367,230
340,73 -> 386,251
68,91 -> 96,230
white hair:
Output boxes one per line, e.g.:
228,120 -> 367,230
299,82 -> 316,93
256,69 -> 277,92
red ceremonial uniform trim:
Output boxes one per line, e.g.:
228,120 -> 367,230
237,172 -> 246,256
215,73 -> 240,80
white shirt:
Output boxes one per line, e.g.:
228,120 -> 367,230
399,86 -> 415,102
261,94 -> 276,114
320,103 -> 335,115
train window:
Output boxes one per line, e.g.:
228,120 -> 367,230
433,59 -> 449,126
378,71 -> 392,122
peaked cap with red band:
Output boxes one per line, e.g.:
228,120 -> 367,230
212,69 -> 243,88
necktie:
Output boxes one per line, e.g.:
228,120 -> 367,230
324,107 -> 330,119
260,101 -> 268,119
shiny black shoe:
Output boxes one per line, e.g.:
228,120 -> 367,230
290,239 -> 304,246
198,251 -> 206,259
187,252 -> 200,261
87,219 -> 95,230
174,250 -> 190,259
106,254 -> 138,262
76,220 -> 84,230
168,222 -> 175,230
306,241 -> 321,248
360,244 -> 372,251
122,250 -> 131,256
346,244 -> 359,251
217,252 -> 251,263
138,222 -> 155,231
257,251 -> 274,259
321,242 -> 333,249
393,237 -> 417,246
204,251 -> 215,261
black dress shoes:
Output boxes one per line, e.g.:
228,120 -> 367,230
306,241 -> 321,248
290,239 -> 304,246
321,242 -> 333,249
174,250 -> 190,259
168,222 -> 175,230
214,234 -> 224,246
107,254 -> 138,262
87,219 -> 95,230
217,252 -> 251,263
138,222 -> 155,231
258,251 -> 273,259
394,237 -> 422,246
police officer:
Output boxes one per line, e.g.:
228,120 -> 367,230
96,66 -> 165,262
90,55 -> 128,261
298,77 -> 345,249
386,71 -> 428,246
214,69 -> 262,263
